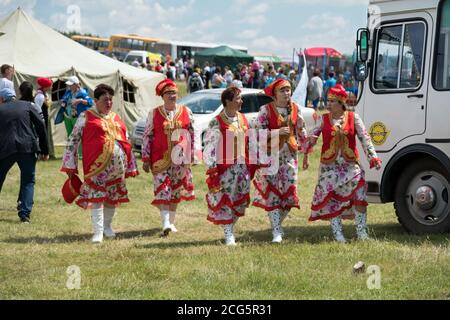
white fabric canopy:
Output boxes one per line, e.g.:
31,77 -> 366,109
0,8 -> 164,145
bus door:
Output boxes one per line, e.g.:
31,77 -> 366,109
364,12 -> 432,151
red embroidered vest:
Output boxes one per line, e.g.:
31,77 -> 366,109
321,112 -> 359,164
151,105 -> 191,174
82,110 -> 132,179
216,112 -> 250,175
267,102 -> 299,153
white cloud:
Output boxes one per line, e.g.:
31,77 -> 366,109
1,0 -> 37,17
4,0 -> 368,58
232,0 -> 251,9
250,36 -> 295,56
302,13 -> 349,30
278,0 -> 368,6
246,15 -> 266,25
0,0 -> 13,6
238,29 -> 259,40
253,3 -> 270,14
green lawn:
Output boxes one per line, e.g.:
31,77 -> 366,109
0,146 -> 449,300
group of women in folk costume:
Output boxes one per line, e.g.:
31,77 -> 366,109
61,78 -> 381,245
203,81 -> 381,245
203,79 -> 310,245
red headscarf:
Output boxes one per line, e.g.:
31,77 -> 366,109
264,79 -> 291,97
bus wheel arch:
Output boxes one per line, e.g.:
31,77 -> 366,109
382,144 -> 450,234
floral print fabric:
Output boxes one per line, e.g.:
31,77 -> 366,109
61,112 -> 138,209
204,118 -> 250,225
142,105 -> 196,206
252,105 -> 308,212
309,113 -> 378,221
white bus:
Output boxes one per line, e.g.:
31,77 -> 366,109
354,0 -> 450,233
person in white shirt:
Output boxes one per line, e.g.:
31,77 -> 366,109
0,64 -> 14,91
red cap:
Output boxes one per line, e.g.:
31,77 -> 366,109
264,79 -> 291,97
37,77 -> 53,89
155,79 -> 177,96
61,175 -> 83,204
328,84 -> 348,104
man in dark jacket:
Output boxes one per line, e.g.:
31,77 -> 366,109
0,87 -> 49,223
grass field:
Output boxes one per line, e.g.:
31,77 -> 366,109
0,143 -> 449,300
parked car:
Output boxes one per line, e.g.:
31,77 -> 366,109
124,50 -> 162,66
130,88 -> 317,153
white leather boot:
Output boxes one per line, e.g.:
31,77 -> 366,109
223,224 -> 236,246
103,207 -> 116,238
169,211 -> 178,233
331,217 -> 346,243
269,210 -> 283,243
91,207 -> 104,243
280,210 -> 289,236
160,210 -> 171,236
355,210 -> 370,241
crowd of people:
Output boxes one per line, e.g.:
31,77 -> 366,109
306,66 -> 359,110
130,56 -> 359,109
0,64 -> 382,245
130,56 -> 300,93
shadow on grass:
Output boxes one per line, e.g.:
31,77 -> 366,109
2,228 -> 162,244
137,239 -> 223,250
136,223 -> 449,249
1,223 -> 448,247
262,223 -> 450,246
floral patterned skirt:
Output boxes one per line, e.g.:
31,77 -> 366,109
207,164 -> 251,225
252,158 -> 300,212
151,164 -> 195,207
77,145 -> 129,209
309,158 -> 368,221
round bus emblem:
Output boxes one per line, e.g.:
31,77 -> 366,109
369,122 -> 390,146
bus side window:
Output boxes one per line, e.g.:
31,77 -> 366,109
434,0 -> 450,90
374,22 -> 425,91
374,26 -> 403,89
399,24 -> 425,88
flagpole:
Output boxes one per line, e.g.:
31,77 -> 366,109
292,48 -> 295,70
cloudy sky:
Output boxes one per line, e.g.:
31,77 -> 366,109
1,0 -> 370,57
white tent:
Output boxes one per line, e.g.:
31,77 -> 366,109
0,8 -> 164,145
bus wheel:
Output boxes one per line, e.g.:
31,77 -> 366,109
394,159 -> 450,234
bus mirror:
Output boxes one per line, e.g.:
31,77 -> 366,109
357,29 -> 370,62
354,61 -> 368,82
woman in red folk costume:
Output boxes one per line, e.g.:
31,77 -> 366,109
142,79 -> 196,236
204,87 -> 252,246
308,84 -> 382,242
252,79 -> 310,243
61,84 -> 139,243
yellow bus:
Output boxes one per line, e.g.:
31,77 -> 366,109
72,35 -> 110,52
107,34 -> 168,55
